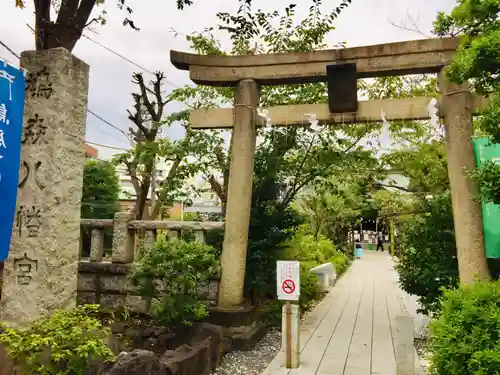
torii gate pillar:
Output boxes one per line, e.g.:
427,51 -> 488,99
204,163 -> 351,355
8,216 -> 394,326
439,72 -> 490,284
218,79 -> 260,308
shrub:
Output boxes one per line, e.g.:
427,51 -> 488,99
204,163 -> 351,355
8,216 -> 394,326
330,252 -> 349,275
395,193 -> 459,314
428,281 -> 500,375
0,305 -> 114,375
245,204 -> 304,300
283,226 -> 337,265
299,266 -> 319,311
131,235 -> 219,326
396,192 -> 500,314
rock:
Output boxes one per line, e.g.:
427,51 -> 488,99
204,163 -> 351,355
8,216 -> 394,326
125,328 -> 144,339
154,327 -> 168,337
143,327 -> 157,337
157,332 -> 176,348
111,322 -> 128,334
0,343 -> 20,375
104,349 -> 165,375
160,341 -> 211,375
147,338 -> 158,347
191,323 -> 225,369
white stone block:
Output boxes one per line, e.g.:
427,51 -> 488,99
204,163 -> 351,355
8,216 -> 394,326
310,262 -> 337,293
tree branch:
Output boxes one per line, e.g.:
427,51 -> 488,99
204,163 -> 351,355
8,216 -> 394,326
55,0 -> 78,26
388,12 -> 430,38
124,161 -> 142,197
34,0 -> 51,49
74,0 -> 96,31
282,133 -> 317,205
206,174 -> 226,204
127,95 -> 149,137
151,157 -> 183,219
373,182 -> 417,193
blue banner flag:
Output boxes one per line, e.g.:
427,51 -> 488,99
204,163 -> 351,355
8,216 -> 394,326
0,59 -> 26,261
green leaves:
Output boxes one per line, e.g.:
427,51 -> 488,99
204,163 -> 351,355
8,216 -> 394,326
429,280 -> 500,375
471,161 -> 500,204
0,305 -> 114,375
131,236 -> 219,326
81,160 -> 121,220
395,193 -> 460,314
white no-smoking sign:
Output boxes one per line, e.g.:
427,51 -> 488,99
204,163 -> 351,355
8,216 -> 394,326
277,261 -> 300,301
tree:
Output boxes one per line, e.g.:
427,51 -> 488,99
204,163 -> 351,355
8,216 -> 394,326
80,159 -> 120,257
296,160 -> 382,247
113,72 -> 211,220
172,0 -> 359,212
81,159 -> 120,219
172,0 -> 358,299
434,0 -> 500,204
14,0 -> 196,51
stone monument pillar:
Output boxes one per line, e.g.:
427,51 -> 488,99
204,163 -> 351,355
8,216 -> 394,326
0,48 -> 89,326
439,71 -> 490,284
218,79 -> 260,309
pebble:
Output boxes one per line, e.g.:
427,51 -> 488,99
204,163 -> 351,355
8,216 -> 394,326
211,329 -> 282,375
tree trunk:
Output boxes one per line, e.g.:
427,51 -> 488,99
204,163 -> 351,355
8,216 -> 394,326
34,0 -> 96,51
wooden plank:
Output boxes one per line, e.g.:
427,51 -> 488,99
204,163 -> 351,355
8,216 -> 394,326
372,264 -> 397,375
189,95 -> 488,129
343,265 -> 374,375
316,267 -> 367,375
171,37 -> 459,85
290,283 -> 350,374
261,267 -> 350,375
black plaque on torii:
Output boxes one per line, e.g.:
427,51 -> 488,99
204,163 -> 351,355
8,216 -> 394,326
326,63 -> 358,113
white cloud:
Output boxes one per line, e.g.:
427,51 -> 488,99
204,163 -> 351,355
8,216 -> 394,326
1,0 -> 458,159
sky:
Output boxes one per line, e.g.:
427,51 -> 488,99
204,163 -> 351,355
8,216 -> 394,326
0,0 -> 458,160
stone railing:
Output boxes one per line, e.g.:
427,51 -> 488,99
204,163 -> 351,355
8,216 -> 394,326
77,212 -> 225,313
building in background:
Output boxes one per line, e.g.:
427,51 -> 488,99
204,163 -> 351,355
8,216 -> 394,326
115,159 -> 222,217
84,143 -> 98,159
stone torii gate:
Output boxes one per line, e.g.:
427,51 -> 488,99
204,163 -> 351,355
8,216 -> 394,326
170,37 -> 489,312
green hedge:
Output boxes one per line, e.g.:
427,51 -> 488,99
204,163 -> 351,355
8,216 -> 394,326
330,252 -> 349,275
429,281 -> 500,375
282,226 -> 337,264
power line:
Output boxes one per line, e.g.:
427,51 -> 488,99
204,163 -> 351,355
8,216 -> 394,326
0,40 -> 20,59
87,109 -> 130,140
86,141 -> 131,151
94,125 -> 130,144
81,34 -> 180,88
82,34 -> 155,76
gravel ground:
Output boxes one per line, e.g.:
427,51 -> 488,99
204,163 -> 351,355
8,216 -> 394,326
211,329 -> 282,375
210,298 -> 324,375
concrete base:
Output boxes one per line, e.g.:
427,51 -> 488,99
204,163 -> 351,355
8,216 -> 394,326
206,305 -> 266,351
395,314 -> 415,375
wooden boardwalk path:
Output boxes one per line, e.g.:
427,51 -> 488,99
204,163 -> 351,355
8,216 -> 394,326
262,251 -> 419,375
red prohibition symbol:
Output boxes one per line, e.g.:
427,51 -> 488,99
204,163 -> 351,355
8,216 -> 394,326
282,279 -> 296,294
